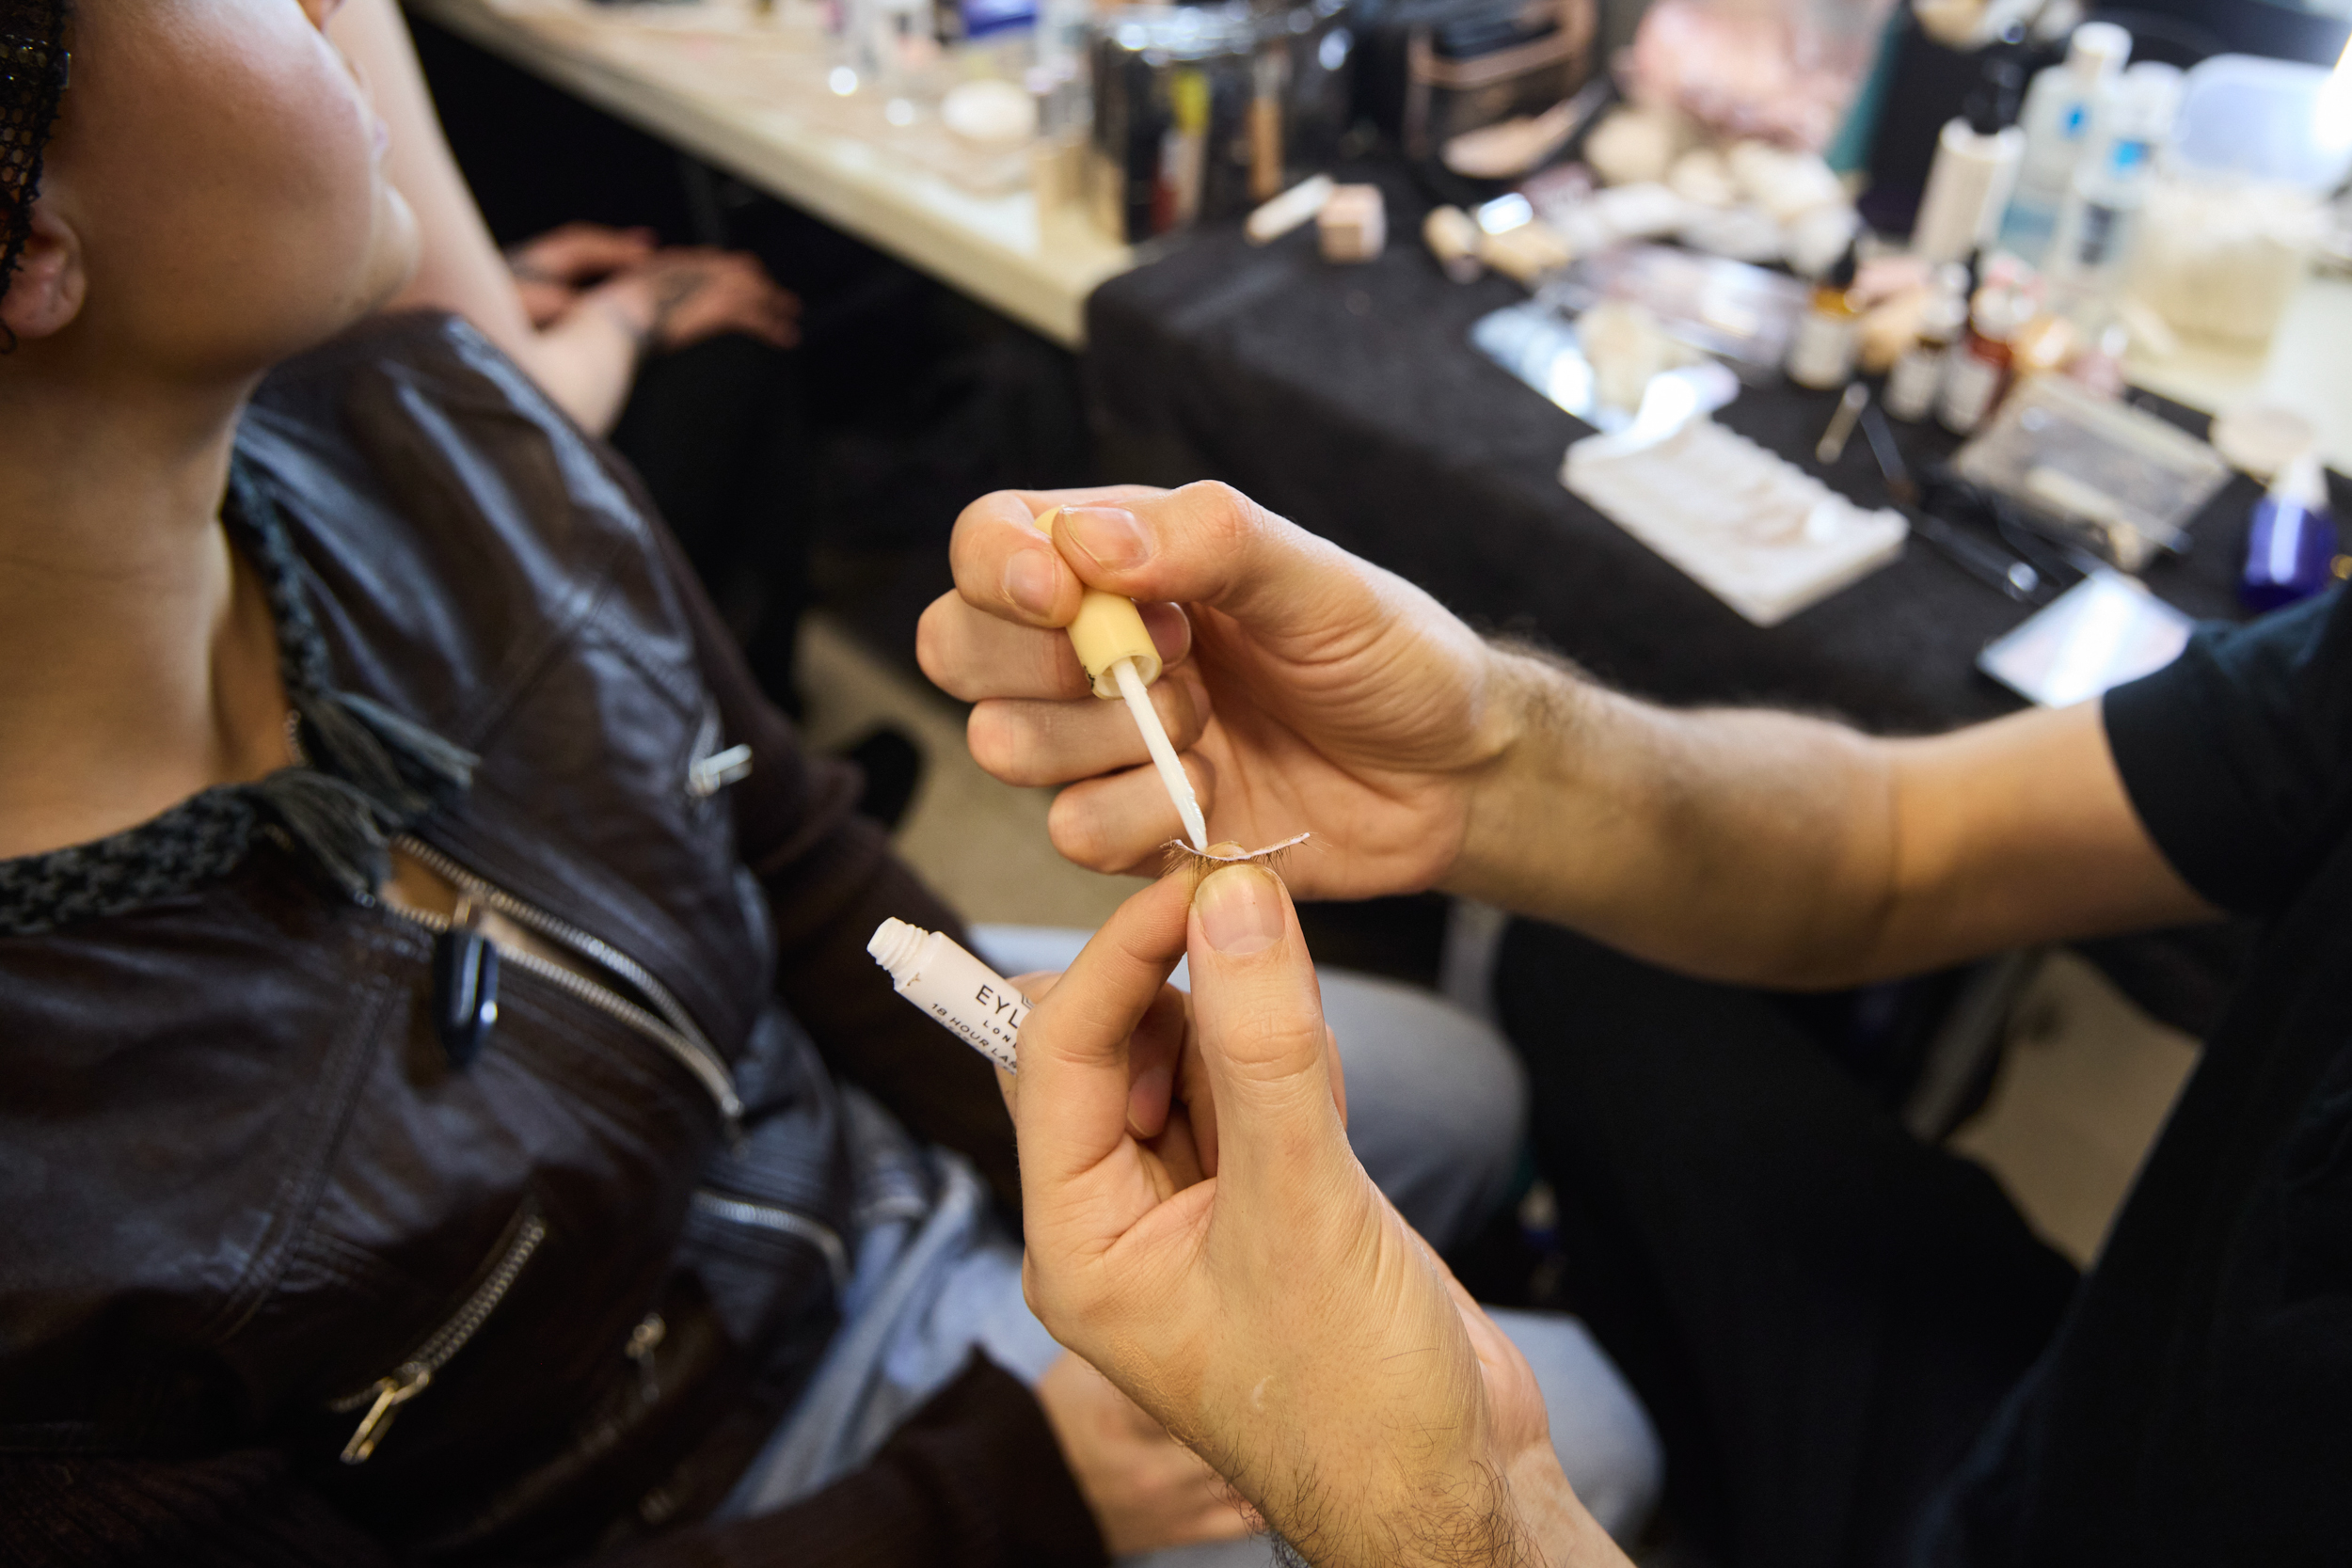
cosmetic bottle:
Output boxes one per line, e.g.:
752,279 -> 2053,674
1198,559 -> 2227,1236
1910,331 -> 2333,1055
2046,60 -> 2182,309
2241,453 -> 2341,611
1938,270 -> 2032,435
1884,263 -> 1969,422
1786,244 -> 1862,390
1912,55 -> 2026,266
1997,21 -> 2131,265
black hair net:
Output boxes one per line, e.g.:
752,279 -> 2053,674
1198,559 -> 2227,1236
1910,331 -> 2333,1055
2,0 -> 69,316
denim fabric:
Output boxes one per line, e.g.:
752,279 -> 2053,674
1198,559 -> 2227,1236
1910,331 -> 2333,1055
721,929 -> 1661,1547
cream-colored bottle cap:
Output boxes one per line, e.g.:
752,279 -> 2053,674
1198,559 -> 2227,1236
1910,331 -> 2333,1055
1035,507 -> 1162,698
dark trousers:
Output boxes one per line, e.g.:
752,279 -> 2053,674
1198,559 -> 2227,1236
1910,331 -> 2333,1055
1495,924 -> 2080,1568
609,335 -> 812,714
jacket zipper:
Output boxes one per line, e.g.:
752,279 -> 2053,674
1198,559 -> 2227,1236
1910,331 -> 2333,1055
330,1205 -> 548,1465
691,1190 -> 850,1292
374,835 -> 742,1128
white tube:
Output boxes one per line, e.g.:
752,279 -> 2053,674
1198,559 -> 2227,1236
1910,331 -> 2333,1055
868,918 -> 1028,1072
1112,656 -> 1211,852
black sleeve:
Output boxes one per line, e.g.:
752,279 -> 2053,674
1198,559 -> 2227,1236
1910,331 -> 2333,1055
0,1359 -> 1105,1568
2104,586 -> 2352,915
622,460 -> 1022,1213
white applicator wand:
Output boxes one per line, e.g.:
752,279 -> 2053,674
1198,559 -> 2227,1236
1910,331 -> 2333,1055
1035,507 -> 1211,853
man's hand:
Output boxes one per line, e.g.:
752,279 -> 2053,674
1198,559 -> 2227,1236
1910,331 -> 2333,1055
1034,1353 -> 1255,1555
1009,866 -> 1625,1567
917,484 -> 1525,901
918,481 -> 2215,988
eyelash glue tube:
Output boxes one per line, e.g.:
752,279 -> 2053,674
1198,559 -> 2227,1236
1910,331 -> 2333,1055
1034,508 -> 1211,853
868,918 -> 1028,1072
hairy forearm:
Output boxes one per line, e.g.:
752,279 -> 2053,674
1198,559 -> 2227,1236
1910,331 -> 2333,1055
1263,1449 -> 1628,1568
1444,648 -> 2214,987
1446,646 -> 1901,988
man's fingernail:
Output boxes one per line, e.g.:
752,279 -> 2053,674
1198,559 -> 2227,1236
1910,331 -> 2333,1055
1196,864 -> 1283,955
1003,549 -> 1059,618
1127,1062 -> 1173,1133
1062,507 -> 1150,571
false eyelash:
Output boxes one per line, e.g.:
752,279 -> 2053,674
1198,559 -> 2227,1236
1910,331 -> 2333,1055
1161,832 -> 1314,889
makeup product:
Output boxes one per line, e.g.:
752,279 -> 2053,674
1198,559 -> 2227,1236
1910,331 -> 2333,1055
1912,56 -> 2026,265
2240,453 -> 2340,611
1163,832 -> 1314,886
1883,264 -> 1968,422
1785,244 -> 1861,390
2047,61 -> 2183,307
1246,173 -> 1335,244
1562,415 -> 1908,626
1815,383 -> 1869,465
868,919 -> 1027,1071
1997,21 -> 2132,265
1318,183 -> 1387,263
1424,205 -> 1485,282
1034,508 -> 1211,851
1089,5 -> 1256,242
1249,45 -> 1288,202
1938,277 -> 2029,435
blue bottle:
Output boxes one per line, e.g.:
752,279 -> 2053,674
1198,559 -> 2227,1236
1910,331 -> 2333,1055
2242,454 -> 2340,612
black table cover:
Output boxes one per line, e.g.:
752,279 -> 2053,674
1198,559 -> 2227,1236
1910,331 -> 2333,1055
1083,163 -> 2267,736
1082,164 -> 2292,1032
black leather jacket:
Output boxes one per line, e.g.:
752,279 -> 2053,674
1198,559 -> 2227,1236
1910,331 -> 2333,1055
0,316 -> 1088,1566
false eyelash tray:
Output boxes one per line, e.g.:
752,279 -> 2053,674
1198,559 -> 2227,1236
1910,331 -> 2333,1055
1564,417 -> 1909,626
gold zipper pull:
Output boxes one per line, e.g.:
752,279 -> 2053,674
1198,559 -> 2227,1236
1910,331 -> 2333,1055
340,1364 -> 433,1465
625,1311 -> 666,1404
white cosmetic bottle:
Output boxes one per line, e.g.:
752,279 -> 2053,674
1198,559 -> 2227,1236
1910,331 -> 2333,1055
1912,56 -> 2026,266
868,918 -> 1028,1072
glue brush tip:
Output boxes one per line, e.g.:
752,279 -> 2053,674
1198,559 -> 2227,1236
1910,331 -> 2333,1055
1110,657 -> 1211,854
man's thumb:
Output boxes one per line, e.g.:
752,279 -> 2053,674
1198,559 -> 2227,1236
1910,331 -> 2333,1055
1185,864 -> 1347,1188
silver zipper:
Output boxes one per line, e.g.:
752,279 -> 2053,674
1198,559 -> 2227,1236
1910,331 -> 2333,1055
330,1208 -> 548,1465
378,835 -> 742,1127
691,1190 -> 850,1292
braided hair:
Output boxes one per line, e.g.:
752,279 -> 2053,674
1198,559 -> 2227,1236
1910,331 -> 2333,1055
1,0 -> 68,334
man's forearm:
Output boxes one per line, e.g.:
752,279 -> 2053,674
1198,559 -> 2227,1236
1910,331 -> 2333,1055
1444,647 -> 2213,987
1263,1447 -> 1629,1568
1446,647 -> 1901,988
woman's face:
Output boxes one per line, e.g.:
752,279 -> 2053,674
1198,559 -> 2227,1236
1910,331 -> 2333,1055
24,0 -> 416,378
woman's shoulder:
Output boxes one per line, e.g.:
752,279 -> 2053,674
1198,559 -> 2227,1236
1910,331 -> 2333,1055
232,310 -> 702,754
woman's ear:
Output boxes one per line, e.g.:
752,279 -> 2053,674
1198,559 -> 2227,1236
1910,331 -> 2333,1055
1,202 -> 88,344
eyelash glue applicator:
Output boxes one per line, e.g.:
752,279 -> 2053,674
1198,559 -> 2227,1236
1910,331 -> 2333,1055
868,918 -> 1028,1072
1032,506 -> 1211,855
868,506 -> 1248,1071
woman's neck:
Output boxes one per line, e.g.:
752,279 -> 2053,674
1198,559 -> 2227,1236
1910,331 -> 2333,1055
0,372 -> 293,860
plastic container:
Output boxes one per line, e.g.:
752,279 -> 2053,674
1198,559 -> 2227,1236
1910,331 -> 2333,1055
1952,372 -> 2231,564
1911,55 -> 2026,265
1997,21 -> 2131,266
2047,61 -> 2183,307
2241,453 -> 2340,611
2128,55 -> 2352,348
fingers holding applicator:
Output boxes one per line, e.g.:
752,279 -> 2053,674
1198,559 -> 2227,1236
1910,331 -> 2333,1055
1035,507 -> 1213,854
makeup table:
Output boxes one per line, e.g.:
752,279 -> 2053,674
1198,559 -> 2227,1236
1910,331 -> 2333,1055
403,0 -> 1130,346
1082,163 -> 2310,1037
